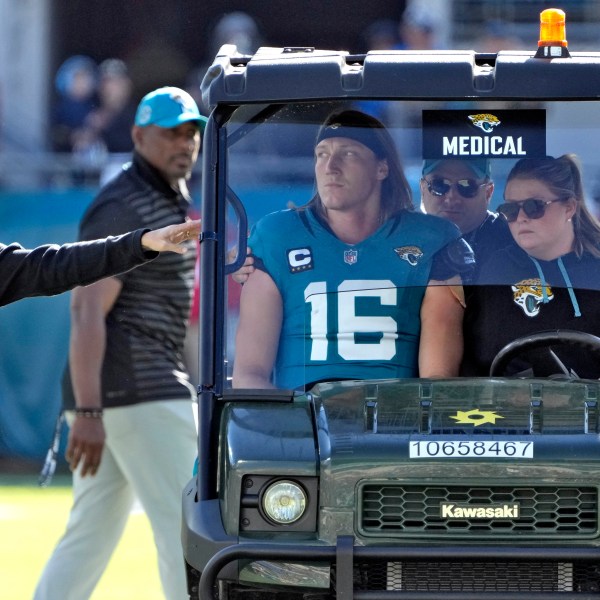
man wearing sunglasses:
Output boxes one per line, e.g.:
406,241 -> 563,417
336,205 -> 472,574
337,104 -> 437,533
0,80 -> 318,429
420,158 -> 514,278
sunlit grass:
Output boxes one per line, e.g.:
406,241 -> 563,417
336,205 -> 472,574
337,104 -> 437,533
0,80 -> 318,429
0,474 -> 163,600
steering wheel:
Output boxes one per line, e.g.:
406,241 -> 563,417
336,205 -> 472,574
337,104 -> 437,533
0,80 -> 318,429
489,329 -> 600,377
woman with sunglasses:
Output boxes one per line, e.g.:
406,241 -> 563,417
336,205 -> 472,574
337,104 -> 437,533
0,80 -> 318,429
462,154 -> 600,377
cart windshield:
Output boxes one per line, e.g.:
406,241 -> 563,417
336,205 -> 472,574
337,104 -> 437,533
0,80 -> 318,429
216,99 -> 600,393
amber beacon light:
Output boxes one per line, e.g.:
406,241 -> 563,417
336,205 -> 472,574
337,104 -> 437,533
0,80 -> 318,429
536,8 -> 570,58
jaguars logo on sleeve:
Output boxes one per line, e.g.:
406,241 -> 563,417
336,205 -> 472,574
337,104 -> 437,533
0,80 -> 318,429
394,246 -> 423,266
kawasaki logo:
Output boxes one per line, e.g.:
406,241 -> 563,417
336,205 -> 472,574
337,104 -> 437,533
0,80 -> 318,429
440,503 -> 520,519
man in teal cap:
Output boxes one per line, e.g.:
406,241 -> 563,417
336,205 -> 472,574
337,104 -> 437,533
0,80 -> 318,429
134,85 -> 207,128
131,86 -> 207,186
420,158 -> 513,279
35,87 -> 205,600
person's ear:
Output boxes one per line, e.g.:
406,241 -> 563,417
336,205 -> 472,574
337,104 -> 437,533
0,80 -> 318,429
131,125 -> 144,147
485,181 -> 495,205
565,198 -> 577,221
377,159 -> 389,180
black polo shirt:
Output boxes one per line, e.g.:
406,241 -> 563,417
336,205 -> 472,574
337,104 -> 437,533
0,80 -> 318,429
62,153 -> 196,408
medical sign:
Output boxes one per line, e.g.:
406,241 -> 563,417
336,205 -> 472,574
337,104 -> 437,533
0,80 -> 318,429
422,110 -> 546,159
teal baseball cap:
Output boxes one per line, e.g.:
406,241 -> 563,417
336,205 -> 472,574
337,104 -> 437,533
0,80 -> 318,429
134,86 -> 208,129
422,158 -> 491,179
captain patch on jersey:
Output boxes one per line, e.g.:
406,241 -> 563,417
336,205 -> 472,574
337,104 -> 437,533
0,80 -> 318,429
287,247 -> 313,273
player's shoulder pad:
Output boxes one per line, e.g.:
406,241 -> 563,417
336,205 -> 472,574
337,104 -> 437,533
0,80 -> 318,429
438,237 -> 476,275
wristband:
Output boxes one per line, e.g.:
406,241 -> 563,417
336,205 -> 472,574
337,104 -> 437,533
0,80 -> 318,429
75,408 -> 104,418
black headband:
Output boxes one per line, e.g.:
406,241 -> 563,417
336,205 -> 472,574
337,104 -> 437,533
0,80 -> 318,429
316,118 -> 387,159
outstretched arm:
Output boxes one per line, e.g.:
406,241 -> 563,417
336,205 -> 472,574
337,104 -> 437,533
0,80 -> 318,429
0,220 -> 200,307
232,268 -> 282,388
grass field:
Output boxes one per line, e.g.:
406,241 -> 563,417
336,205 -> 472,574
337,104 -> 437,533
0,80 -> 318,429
0,473 -> 163,600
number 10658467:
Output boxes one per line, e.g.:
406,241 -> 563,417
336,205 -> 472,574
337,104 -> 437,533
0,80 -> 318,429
410,440 -> 533,458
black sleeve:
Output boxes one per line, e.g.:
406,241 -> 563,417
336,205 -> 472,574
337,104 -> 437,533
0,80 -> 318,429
429,237 -> 476,282
0,229 -> 158,307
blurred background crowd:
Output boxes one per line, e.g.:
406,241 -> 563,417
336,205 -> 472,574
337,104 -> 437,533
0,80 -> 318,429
3,0 -> 600,190
2,0 -> 600,468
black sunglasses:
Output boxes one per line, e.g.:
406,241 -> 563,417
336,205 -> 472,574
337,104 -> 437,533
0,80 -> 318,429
497,198 -> 563,223
424,177 -> 487,199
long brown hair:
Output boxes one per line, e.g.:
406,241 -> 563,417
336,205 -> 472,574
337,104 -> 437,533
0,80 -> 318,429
506,154 -> 600,258
305,109 -> 413,219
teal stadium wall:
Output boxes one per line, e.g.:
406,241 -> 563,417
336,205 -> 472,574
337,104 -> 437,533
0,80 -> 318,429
0,190 -> 94,464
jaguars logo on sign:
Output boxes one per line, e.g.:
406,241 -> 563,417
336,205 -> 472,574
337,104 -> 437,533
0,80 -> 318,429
422,109 -> 546,159
468,113 -> 501,133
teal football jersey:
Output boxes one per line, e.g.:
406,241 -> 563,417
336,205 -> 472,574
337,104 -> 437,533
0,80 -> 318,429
248,207 -> 461,389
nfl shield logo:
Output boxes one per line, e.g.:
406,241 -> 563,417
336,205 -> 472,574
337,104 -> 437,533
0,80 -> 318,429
344,249 -> 358,265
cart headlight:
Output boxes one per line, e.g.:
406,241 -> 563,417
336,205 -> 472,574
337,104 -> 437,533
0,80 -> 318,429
262,480 -> 307,524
